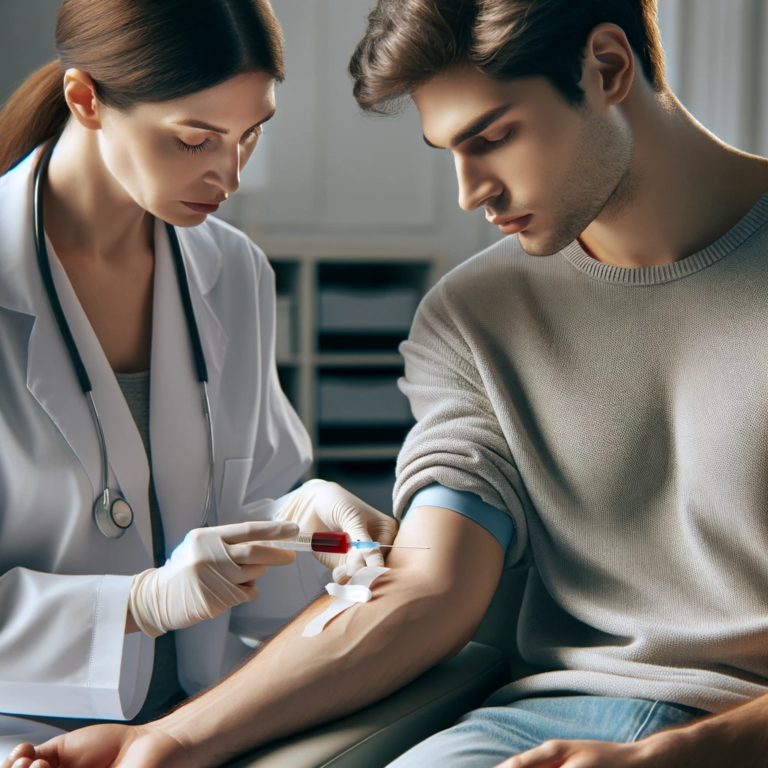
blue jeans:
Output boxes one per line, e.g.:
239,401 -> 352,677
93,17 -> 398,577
387,695 -> 708,768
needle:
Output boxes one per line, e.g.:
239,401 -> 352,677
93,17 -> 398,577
352,542 -> 430,550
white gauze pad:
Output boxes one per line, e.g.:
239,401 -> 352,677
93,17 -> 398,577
302,565 -> 389,637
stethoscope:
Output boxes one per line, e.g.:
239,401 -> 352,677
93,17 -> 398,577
33,141 -> 215,539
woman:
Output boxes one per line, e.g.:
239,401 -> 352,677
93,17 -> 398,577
0,0 -> 396,753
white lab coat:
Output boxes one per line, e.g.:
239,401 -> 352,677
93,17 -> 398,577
0,150 -> 321,749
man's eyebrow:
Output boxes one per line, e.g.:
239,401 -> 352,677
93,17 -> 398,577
173,110 -> 276,135
423,104 -> 514,149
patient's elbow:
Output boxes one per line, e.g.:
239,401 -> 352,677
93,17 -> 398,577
438,615 -> 485,662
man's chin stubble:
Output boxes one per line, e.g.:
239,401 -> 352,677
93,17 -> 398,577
517,232 -> 573,257
516,215 -> 593,256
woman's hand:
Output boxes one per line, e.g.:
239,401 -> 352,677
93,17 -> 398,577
129,520 -> 299,637
1,724 -> 188,768
271,480 -> 399,581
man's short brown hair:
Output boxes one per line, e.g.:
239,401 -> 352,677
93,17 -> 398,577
349,0 -> 666,114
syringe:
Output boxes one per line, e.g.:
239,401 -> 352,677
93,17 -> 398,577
256,531 -> 428,554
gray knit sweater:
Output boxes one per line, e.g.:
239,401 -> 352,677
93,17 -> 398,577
394,193 -> 768,714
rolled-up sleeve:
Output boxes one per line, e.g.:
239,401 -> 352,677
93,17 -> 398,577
394,282 -> 529,568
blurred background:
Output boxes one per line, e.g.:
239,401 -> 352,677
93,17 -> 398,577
2,0 -> 767,514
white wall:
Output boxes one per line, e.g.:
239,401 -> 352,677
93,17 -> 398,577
657,0 -> 768,155
0,0 -> 58,107
226,0 -> 489,268
2,1 -> 767,268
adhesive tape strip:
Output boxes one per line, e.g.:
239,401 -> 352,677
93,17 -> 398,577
302,565 -> 390,637
326,583 -> 372,602
302,598 -> 354,638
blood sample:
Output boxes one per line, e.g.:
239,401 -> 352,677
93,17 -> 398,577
257,531 -> 428,553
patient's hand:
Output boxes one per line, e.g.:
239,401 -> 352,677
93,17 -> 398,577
1,724 -> 188,768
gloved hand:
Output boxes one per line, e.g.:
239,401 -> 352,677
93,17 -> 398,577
271,480 -> 399,581
129,520 -> 299,638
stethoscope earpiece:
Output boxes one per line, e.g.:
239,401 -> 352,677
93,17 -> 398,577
34,141 -> 215,540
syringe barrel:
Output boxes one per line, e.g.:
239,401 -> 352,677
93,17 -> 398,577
309,531 -> 351,554
255,531 -> 352,554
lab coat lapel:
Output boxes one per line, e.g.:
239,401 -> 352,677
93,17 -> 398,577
26,286 -> 102,505
7,158 -> 100,499
150,220 -> 227,554
26,238 -> 154,559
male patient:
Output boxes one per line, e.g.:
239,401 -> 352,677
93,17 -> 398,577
5,0 -> 768,766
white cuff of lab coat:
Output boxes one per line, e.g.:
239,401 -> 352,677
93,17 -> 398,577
0,574 -> 153,721
87,574 -> 154,721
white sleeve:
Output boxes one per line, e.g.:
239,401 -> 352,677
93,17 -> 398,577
225,244 -> 320,637
0,567 -> 154,720
245,247 -> 312,503
217,244 -> 312,526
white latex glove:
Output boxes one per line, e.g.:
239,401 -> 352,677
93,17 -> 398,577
129,520 -> 299,638
271,480 -> 399,582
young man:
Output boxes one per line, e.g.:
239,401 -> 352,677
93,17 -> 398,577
5,1 -> 768,766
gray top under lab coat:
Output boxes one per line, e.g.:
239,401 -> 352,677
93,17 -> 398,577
115,371 -> 187,723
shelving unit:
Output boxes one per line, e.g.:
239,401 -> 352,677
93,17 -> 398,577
268,246 -> 443,515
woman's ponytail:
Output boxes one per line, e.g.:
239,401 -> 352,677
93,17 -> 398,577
0,60 -> 69,177
0,0 -> 286,178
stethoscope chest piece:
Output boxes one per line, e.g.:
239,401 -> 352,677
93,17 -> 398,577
94,489 -> 135,539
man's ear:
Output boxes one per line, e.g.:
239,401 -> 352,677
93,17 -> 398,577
63,69 -> 104,130
579,23 -> 635,109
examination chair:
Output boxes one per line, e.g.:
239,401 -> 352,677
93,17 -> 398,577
226,568 -> 536,768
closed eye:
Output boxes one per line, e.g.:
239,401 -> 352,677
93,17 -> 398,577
176,137 -> 212,155
468,128 -> 516,155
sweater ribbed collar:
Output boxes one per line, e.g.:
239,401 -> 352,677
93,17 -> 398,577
561,191 -> 768,285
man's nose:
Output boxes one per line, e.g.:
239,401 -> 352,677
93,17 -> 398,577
455,154 -> 502,212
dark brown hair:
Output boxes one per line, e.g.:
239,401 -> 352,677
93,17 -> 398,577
0,0 -> 284,176
349,0 -> 666,114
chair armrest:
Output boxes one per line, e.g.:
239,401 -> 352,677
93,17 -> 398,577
224,641 -> 511,768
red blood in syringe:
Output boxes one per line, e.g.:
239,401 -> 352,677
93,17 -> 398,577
307,531 -> 352,554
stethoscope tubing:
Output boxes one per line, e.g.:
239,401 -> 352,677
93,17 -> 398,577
201,382 -> 214,529
33,140 -> 214,536
86,391 -> 110,501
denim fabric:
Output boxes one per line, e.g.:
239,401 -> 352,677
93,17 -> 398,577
387,696 -> 708,768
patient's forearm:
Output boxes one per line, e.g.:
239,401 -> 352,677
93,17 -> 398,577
163,580 -> 452,765
154,508 -> 503,768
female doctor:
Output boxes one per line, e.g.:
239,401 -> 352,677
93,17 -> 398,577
0,0 -> 397,754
